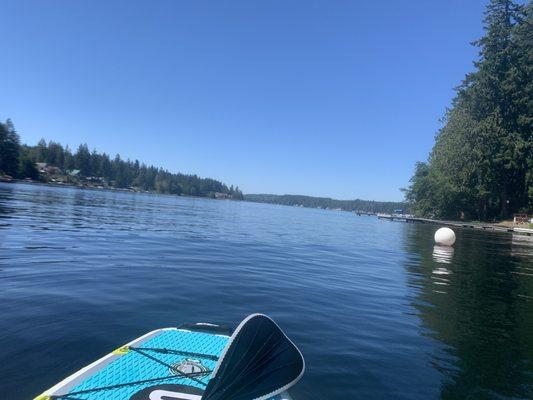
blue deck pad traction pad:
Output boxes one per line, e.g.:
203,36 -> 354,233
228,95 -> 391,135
35,325 -> 287,400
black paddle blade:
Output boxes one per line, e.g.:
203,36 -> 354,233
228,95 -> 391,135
201,314 -> 305,400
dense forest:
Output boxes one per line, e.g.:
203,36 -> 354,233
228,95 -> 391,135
245,194 -> 407,214
405,0 -> 532,221
0,120 -> 243,199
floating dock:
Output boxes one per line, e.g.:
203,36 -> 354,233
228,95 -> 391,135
376,214 -> 533,236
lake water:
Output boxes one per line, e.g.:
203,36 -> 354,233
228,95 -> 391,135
1,183 -> 532,399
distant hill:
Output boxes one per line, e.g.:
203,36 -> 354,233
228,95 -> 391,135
244,194 -> 407,214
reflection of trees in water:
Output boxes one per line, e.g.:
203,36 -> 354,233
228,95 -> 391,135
0,185 -> 16,226
511,234 -> 533,260
403,225 -> 533,399
67,188 -> 145,230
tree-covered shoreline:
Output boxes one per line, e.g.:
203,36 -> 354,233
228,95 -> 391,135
245,193 -> 407,214
0,120 -> 243,199
405,0 -> 532,221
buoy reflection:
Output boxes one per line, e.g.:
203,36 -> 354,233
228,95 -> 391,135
433,245 -> 454,264
511,234 -> 533,259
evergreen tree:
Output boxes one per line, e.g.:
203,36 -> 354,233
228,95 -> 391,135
0,118 -> 243,199
406,0 -> 532,220
48,141 -> 65,168
36,139 -> 48,163
75,144 -> 92,176
64,145 -> 76,170
99,153 -> 113,179
19,155 -> 39,179
0,119 -> 21,177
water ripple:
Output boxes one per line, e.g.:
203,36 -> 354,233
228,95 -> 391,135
0,183 -> 532,400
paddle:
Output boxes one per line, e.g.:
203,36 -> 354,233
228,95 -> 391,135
201,314 -> 305,400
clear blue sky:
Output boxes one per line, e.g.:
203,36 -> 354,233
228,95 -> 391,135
1,0 -> 489,201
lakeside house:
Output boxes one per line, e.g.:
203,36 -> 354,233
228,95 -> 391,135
0,174 -> 14,182
85,176 -> 106,185
215,192 -> 231,199
514,214 -> 533,224
67,169 -> 81,177
36,162 -> 60,175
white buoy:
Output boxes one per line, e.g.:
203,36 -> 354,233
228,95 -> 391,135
434,227 -> 456,246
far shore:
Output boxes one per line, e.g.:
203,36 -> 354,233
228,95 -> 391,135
0,177 -> 241,201
2,178 -> 531,236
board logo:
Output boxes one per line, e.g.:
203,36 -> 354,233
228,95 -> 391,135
169,359 -> 209,377
129,383 -> 204,400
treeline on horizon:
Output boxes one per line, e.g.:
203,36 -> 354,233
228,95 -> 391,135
405,0 -> 532,221
0,120 -> 243,199
245,194 -> 407,214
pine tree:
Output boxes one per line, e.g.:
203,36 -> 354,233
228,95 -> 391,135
0,119 -> 21,177
75,144 -> 92,176
19,156 -> 39,179
406,0 -> 532,220
461,0 -> 527,218
64,146 -> 76,170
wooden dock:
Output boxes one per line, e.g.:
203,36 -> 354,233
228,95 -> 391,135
356,211 -> 376,216
376,214 -> 533,236
377,214 -> 410,222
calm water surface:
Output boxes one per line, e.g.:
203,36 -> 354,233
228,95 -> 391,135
1,183 -> 532,399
